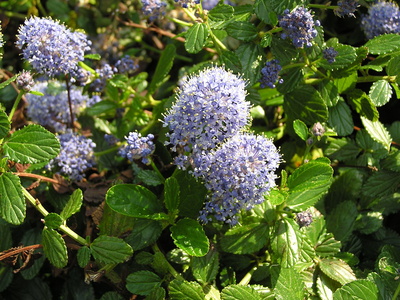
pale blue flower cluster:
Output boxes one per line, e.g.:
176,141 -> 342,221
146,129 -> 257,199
25,80 -> 100,132
361,1 -> 400,39
48,130 -> 96,181
115,55 -> 139,74
259,59 -> 283,88
141,0 -> 167,22
175,0 -> 200,8
201,0 -> 219,10
334,0 -> 359,18
91,63 -> 117,92
322,47 -> 338,63
279,6 -> 320,48
16,17 -> 91,77
193,133 -> 280,225
163,66 -> 250,169
119,132 -> 155,164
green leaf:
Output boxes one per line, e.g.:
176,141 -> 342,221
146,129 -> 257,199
106,184 -> 163,218
362,170 -> 400,199
315,233 -> 342,257
169,279 -> 205,300
0,109 -> 10,139
254,0 -> 278,25
170,218 -> 209,257
100,292 -> 125,300
137,169 -> 165,186
328,100 -> 354,136
148,44 -> 176,94
355,211 -> 383,235
208,4 -> 234,29
221,285 -> 261,300
324,138 -> 361,162
164,177 -> 180,213
361,116 -> 392,151
0,221 -> 12,251
347,89 -> 379,121
44,213 -> 63,229
271,35 -> 298,65
191,247 -> 219,284
77,246 -> 91,268
60,189 -> 83,220
125,219 -> 162,251
274,268 -> 305,300
86,100 -> 118,117
226,21 -> 258,42
319,258 -> 356,285
286,160 -> 333,210
276,66 -> 303,94
219,50 -> 242,74
333,71 -> 357,94
3,124 -> 60,164
326,201 -> 358,242
220,222 -> 269,254
126,270 -> 161,296
0,74 -> 18,90
146,287 -> 166,300
235,43 -> 264,86
364,34 -> 400,55
284,85 -> 328,125
19,228 -> 45,280
369,80 -> 393,107
42,227 -> 68,268
318,80 -> 340,107
84,53 -> 101,60
320,43 -> 357,70
0,172 -> 25,225
333,279 -> 379,300
90,235 -> 133,264
185,23 -> 209,54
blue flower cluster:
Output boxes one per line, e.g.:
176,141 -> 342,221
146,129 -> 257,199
334,0 -> 359,18
279,6 -> 320,48
163,66 -> 250,169
201,0 -> 219,10
91,63 -> 117,92
193,133 -> 280,225
175,0 -> 200,8
48,130 -> 96,181
16,17 -> 91,77
322,47 -> 338,63
119,131 -> 155,164
25,80 -> 100,132
115,55 -> 139,74
361,1 -> 400,39
259,59 -> 283,88
16,71 -> 34,92
141,0 -> 167,22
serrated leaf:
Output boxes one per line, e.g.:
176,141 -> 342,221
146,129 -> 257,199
169,279 -> 205,300
326,201 -> 358,242
316,233 -> 342,257
126,270 -> 161,296
254,0 -> 278,25
164,177 -> 180,213
105,184 -> 163,218
137,169 -> 164,186
361,116 -> 392,151
0,74 -> 18,90
60,189 -> 83,220
333,279 -> 379,300
185,23 -> 209,54
274,268 -> 305,300
276,67 -> 303,93
148,44 -> 176,94
381,150 -> 400,172
42,227 -> 68,268
318,80 -> 340,107
235,43 -> 264,86
0,172 -> 25,225
362,170 -> 400,199
170,218 -> 209,257
3,124 -> 60,164
0,109 -> 10,139
328,100 -> 354,136
219,50 -> 242,74
369,80 -> 392,107
146,287 -> 166,300
320,44 -> 357,70
364,34 -> 400,55
77,246 -> 91,268
347,89 -> 379,121
125,219 -> 162,251
208,4 -> 234,29
221,285 -> 261,300
319,258 -> 356,285
271,35 -> 298,65
44,213 -> 63,229
191,247 -> 219,284
226,21 -> 257,42
90,235 -> 133,264
220,223 -> 269,254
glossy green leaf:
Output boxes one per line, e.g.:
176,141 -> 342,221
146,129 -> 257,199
126,270 -> 161,296
319,258 -> 356,285
90,235 -> 133,264
0,172 -> 25,225
271,35 -> 298,65
185,23 -> 209,54
137,169 -> 164,186
315,233 -> 342,257
362,170 -> 400,199
276,66 -> 303,93
3,124 -> 60,164
369,80 -> 392,107
293,119 -> 308,141
0,109 -> 10,139
44,213 -> 63,229
42,227 -> 68,268
333,72 -> 357,94
77,246 -> 91,268
220,222 -> 269,254
221,285 -> 261,300
361,116 -> 392,151
226,21 -> 257,42
100,292 -> 125,300
254,0 -> 278,25
235,43 -> 264,85
105,184 -> 163,218
19,228 -> 45,280
125,219 -> 162,251
320,43 -> 357,70
148,44 -> 176,94
274,268 -> 305,300
169,279 -> 205,300
164,177 -> 180,213
191,247 -> 219,284
333,279 -> 379,300
60,189 -> 83,220
328,100 -> 354,136
364,33 -> 400,54
170,218 -> 209,257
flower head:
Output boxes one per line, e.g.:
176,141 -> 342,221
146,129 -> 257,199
202,0 -> 219,10
119,131 -> 155,164
90,63 -> 116,92
259,59 -> 283,88
48,130 -> 96,181
193,133 -> 281,225
16,71 -> 35,92
296,211 -> 313,227
334,0 -> 359,18
16,17 -> 91,77
322,47 -> 338,63
115,55 -> 139,73
175,0 -> 200,8
312,122 -> 325,137
163,66 -> 251,169
279,6 -> 320,48
141,0 -> 167,22
361,1 -> 400,39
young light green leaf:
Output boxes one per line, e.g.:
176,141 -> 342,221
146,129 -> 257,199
60,189 -> 83,220
148,44 -> 176,94
3,124 -> 60,164
293,119 -> 309,141
126,270 -> 161,296
168,279 -> 205,300
333,279 -> 379,300
319,258 -> 356,285
361,116 -> 392,151
364,33 -> 400,54
274,268 -> 306,300
84,53 -> 101,60
164,177 -> 180,213
0,173 -> 25,225
44,213 -> 63,229
328,100 -> 354,136
191,247 -> 219,285
90,235 -> 133,264
0,109 -> 10,139
185,23 -> 209,54
221,285 -> 262,300
170,218 -> 209,257
77,246 -> 91,268
369,80 -> 393,107
42,227 -> 68,268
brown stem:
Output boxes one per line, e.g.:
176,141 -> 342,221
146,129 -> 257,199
0,244 -> 42,261
13,172 -> 60,184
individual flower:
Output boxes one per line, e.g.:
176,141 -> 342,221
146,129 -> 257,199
259,59 -> 284,88
47,130 -> 96,181
119,131 -> 155,164
163,66 -> 251,169
141,0 -> 167,22
334,0 -> 359,18
16,16 -> 91,77
115,55 -> 139,73
322,47 -> 338,63
296,211 -> 313,227
279,6 -> 320,48
25,80 -> 99,132
16,71 -> 35,92
361,1 -> 400,39
311,122 -> 325,137
193,133 -> 281,225
175,0 -> 200,8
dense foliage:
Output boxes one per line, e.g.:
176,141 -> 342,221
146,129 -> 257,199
1,0 -> 400,299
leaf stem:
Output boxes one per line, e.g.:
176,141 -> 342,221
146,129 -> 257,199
152,243 -> 185,281
8,90 -> 24,122
392,280 -> 400,300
